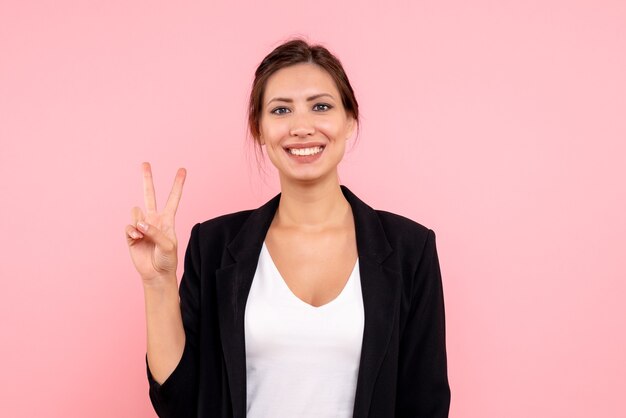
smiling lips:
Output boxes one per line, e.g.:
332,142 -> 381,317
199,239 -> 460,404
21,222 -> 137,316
287,146 -> 324,156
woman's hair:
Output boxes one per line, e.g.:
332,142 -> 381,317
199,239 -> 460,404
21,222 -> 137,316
247,38 -> 360,157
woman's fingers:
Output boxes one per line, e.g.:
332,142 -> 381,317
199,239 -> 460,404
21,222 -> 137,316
164,167 -> 187,216
128,163 -> 180,278
135,220 -> 175,253
127,207 -> 146,243
126,224 -> 144,241
142,162 -> 158,214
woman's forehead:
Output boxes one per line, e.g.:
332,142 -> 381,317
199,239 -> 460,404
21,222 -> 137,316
264,63 -> 339,100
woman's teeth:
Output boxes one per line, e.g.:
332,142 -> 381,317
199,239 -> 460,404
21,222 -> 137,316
288,146 -> 324,156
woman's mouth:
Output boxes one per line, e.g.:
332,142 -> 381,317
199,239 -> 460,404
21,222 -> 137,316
284,145 -> 325,163
286,146 -> 324,156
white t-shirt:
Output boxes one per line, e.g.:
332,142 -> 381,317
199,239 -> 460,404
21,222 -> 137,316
244,241 -> 365,417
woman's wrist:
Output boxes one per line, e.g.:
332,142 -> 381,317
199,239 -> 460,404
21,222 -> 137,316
142,273 -> 178,293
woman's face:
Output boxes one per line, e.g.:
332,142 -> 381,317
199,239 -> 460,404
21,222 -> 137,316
259,63 -> 356,185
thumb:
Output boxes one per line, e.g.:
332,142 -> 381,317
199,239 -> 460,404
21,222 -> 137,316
136,221 -> 175,253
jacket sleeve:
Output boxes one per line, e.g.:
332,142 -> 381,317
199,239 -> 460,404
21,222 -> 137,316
145,222 -> 202,418
396,228 -> 451,417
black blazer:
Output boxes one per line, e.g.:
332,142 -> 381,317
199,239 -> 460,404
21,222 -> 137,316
146,185 -> 450,417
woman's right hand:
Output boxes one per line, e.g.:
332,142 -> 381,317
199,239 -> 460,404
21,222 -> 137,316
125,162 -> 187,286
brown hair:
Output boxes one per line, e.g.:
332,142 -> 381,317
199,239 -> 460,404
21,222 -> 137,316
247,38 -> 360,157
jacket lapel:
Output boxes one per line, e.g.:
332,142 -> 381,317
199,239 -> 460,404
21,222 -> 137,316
215,185 -> 401,418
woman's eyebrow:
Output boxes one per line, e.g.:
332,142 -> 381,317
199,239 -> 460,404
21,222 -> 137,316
267,93 -> 335,105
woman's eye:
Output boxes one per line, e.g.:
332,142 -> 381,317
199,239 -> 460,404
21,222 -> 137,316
313,103 -> 332,111
271,107 -> 290,115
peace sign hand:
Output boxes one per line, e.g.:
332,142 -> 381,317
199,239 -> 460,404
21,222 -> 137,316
126,162 -> 187,286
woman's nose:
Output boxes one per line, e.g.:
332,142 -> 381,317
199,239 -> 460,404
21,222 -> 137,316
289,112 -> 315,137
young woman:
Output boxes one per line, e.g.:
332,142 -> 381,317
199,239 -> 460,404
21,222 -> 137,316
126,38 -> 450,418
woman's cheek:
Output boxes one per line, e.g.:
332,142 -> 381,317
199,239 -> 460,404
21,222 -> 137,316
269,121 -> 291,139
261,126 -> 284,145
315,118 -> 339,134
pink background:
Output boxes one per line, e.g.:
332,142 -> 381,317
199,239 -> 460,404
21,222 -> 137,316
1,1 -> 625,417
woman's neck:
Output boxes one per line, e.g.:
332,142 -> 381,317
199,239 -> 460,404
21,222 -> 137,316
274,174 -> 352,231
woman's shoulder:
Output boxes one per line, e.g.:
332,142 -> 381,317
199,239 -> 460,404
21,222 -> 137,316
342,184 -> 434,243
374,209 -> 433,238
193,208 -> 255,238
371,208 -> 437,262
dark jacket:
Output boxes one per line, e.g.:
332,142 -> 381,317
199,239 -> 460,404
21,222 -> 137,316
146,185 -> 450,417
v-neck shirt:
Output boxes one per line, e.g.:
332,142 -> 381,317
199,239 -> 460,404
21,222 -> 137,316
244,241 -> 364,417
